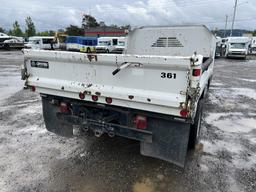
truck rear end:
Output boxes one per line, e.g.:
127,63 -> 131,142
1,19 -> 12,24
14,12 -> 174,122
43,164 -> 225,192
22,25 -> 216,167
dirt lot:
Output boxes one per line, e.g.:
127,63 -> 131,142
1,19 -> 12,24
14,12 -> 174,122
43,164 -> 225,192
0,51 -> 256,192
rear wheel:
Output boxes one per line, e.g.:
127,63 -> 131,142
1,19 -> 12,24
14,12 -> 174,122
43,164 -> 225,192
188,99 -> 204,149
203,77 -> 212,98
4,44 -> 10,50
207,76 -> 212,90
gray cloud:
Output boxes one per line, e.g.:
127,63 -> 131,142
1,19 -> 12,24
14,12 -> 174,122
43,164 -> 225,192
0,0 -> 255,31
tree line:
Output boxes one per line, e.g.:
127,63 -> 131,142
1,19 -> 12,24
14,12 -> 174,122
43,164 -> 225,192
0,17 -> 37,37
0,14 -> 130,37
0,14 -> 255,38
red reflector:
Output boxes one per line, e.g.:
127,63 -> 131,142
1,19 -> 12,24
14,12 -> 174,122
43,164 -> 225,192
92,95 -> 98,101
79,92 -> 85,100
193,69 -> 201,76
105,97 -> 112,104
31,86 -> 36,92
134,115 -> 147,129
180,109 -> 189,117
59,102 -> 69,113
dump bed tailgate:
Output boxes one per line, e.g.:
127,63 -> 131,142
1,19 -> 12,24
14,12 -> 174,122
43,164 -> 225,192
24,50 -> 191,116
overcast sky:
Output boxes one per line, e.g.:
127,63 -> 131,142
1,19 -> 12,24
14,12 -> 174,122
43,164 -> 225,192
1,0 -> 255,31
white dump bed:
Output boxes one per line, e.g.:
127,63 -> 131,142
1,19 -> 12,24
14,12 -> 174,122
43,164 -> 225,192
23,25 -> 215,117
24,50 -> 191,116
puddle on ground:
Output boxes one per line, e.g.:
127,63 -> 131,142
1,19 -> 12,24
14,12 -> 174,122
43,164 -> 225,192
133,178 -> 154,192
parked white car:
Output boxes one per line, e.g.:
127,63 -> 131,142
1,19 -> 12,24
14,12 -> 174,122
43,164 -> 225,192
0,32 -> 9,37
4,37 -> 24,44
0,33 -> 24,44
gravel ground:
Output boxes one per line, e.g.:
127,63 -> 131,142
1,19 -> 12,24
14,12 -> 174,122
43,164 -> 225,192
0,51 -> 255,192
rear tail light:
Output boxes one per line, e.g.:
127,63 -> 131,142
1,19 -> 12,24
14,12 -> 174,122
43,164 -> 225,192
192,69 -> 201,76
180,109 -> 189,117
59,102 -> 70,113
134,115 -> 147,129
31,86 -> 36,92
92,95 -> 98,101
79,92 -> 85,100
105,97 -> 112,104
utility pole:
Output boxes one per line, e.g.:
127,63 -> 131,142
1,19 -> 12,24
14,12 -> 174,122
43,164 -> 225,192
224,15 -> 228,37
230,0 -> 238,36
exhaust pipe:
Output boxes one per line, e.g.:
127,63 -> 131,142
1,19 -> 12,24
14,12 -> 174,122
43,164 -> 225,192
82,126 -> 89,132
108,131 -> 115,138
94,130 -> 103,137
81,121 -> 89,132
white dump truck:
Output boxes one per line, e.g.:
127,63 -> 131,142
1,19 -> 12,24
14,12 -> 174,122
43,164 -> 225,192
96,36 -> 126,53
22,25 -> 216,167
225,37 -> 251,59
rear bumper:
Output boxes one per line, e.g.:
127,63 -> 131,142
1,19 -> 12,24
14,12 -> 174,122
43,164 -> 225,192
42,95 -> 191,167
56,112 -> 153,143
111,48 -> 124,53
227,53 -> 246,58
96,48 -> 108,53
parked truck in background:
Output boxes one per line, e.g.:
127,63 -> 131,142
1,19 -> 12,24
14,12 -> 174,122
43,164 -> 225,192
225,37 -> 251,59
22,25 -> 216,167
215,36 -> 222,57
250,37 -> 256,53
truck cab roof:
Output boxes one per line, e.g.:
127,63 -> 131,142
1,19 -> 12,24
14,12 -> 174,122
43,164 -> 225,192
226,37 -> 251,43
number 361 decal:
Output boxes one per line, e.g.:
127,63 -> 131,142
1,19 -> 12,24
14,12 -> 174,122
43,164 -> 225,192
161,72 -> 176,79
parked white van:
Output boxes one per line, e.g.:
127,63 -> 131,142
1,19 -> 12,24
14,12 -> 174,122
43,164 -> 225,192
225,37 -> 251,59
25,36 -> 59,50
96,37 -> 126,53
112,37 -> 126,53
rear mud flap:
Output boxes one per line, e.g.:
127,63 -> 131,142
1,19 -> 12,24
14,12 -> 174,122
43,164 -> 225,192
140,119 -> 190,167
42,98 -> 73,137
